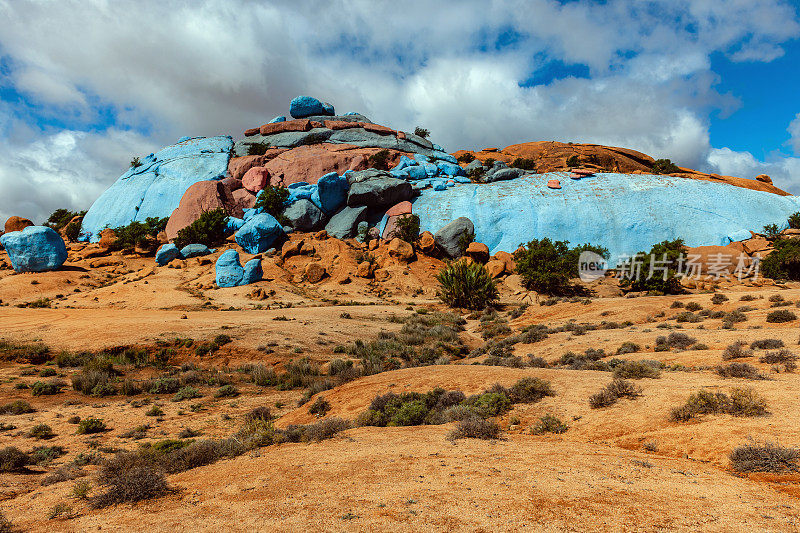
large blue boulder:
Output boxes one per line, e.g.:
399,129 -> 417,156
81,136 -> 233,242
283,199 -> 325,231
215,250 -> 244,287
412,173 -> 800,264
241,258 -> 263,285
289,96 -> 334,119
0,226 -> 67,273
316,172 -> 349,213
325,206 -> 368,239
155,243 -> 182,266
180,244 -> 212,258
235,213 -> 284,254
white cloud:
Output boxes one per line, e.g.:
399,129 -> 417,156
789,112 -> 800,154
707,147 -> 800,194
0,0 -> 798,222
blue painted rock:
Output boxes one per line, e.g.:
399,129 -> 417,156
241,258 -> 263,285
347,178 -> 412,207
325,206 -> 368,239
215,249 -> 244,287
155,243 -> 182,266
316,172 -> 349,213
0,226 -> 68,272
269,116 -> 287,123
180,244 -> 212,258
81,136 -> 233,242
283,199 -> 325,231
412,173 -> 800,264
235,213 -> 284,254
434,217 -> 475,258
289,96 -> 334,118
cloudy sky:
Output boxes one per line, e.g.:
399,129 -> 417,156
1,0 -> 800,224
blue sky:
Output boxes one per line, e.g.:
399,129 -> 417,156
1,0 -> 799,224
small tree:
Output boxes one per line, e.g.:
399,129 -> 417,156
514,238 -> 608,295
391,214 -> 420,243
254,185 -> 290,225
788,212 -> 800,230
437,261 -> 498,310
619,239 -> 685,295
246,142 -> 270,156
510,158 -> 536,171
368,149 -> 390,170
651,158 -> 681,174
130,157 -> 142,168
413,127 -> 430,139
456,153 -> 475,164
566,155 -> 580,167
761,238 -> 800,281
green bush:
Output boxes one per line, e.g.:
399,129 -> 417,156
29,423 -> 55,439
436,260 -> 498,310
413,127 -> 430,139
589,378 -> 642,408
612,360 -> 661,379
763,223 -> 781,240
531,414 -> 568,434
389,399 -> 429,426
308,397 -> 331,417
0,446 -> 30,472
367,149 -> 391,170
788,212 -> 800,230
111,217 -> 168,250
92,453 -> 169,508
619,239 -> 686,295
508,377 -> 554,403
31,380 -> 63,396
391,214 -> 420,243
173,208 -> 228,249
566,155 -> 579,167
651,158 -> 680,174
77,417 -> 107,434
514,238 -> 608,295
456,153 -> 475,163
247,142 -> 270,156
510,158 -> 536,171
173,386 -> 201,402
670,388 -> 767,421
45,208 -> 86,232
464,392 -> 512,418
730,440 -> 799,473
215,385 -> 239,398
448,418 -> 500,440
0,400 -> 35,415
761,238 -> 800,280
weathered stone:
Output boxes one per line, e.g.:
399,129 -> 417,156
347,177 -> 413,207
305,262 -> 326,283
356,260 -> 374,278
465,241 -> 490,263
419,231 -> 436,255
283,199 -> 325,232
374,268 -> 390,281
485,259 -> 506,278
235,213 -> 284,254
4,216 -> 33,233
434,217 -> 474,258
388,238 -> 415,262
215,249 -> 244,287
0,226 -> 68,272
165,180 -> 242,241
325,206 -> 367,239
242,166 -> 270,193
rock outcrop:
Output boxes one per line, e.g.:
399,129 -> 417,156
4,216 -> 34,234
165,180 -> 242,241
0,226 -> 68,272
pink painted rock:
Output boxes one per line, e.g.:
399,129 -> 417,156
382,215 -> 400,240
385,201 -> 412,217
165,181 -> 242,241
547,179 -> 561,189
265,144 -> 407,187
228,150 -> 288,180
233,188 -> 257,210
259,119 -> 311,136
572,168 -> 595,176
242,166 -> 270,193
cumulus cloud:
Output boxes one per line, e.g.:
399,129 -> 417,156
789,112 -> 800,155
707,147 -> 800,194
0,0 -> 798,221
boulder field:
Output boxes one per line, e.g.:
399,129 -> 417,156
74,95 -> 800,270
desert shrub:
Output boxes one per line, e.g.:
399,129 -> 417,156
766,309 -> 797,323
761,238 -> 800,280
566,155 -> 579,167
30,445 -> 66,464
31,380 -> 63,396
530,414 -> 568,434
723,310 -> 747,324
508,377 -> 554,403
711,293 -> 728,305
77,417 -> 107,434
367,149 -> 390,170
413,127 -> 430,138
173,208 -> 228,249
92,453 -> 169,508
0,400 -> 35,415
147,377 -> 180,395
730,440 -> 799,473
589,378 -> 641,408
616,342 -> 640,355
215,384 -> 239,398
514,239 -> 608,295
686,302 -> 704,311
39,367 -> 56,377
244,406 -> 273,423
302,417 -> 351,442
246,142 -> 270,156
173,386 -> 201,402
29,423 -> 55,439
308,396 -> 331,417
670,301 -> 684,308
121,379 -> 141,396
448,418 -> 501,440
787,212 -> 800,230
391,214 -> 420,243
751,338 -> 784,350
111,217 -> 167,250
620,239 -> 685,295
663,332 -> 696,349
0,447 -> 30,472
759,349 -> 797,364
675,311 -> 701,323
45,208 -> 86,232
72,367 -> 117,396
510,157 -> 536,171
722,342 -> 753,360
670,388 -> 767,421
248,364 -> 277,386
716,362 -> 767,380
456,152 -> 475,163
651,158 -> 680,174
612,360 -> 661,379
436,260 -> 498,310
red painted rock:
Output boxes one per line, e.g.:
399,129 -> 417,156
547,179 -> 561,189
418,231 -> 436,255
165,180 -> 242,241
382,215 -> 400,240
259,119 -> 311,136
361,123 -> 395,135
264,144 -> 407,187
242,166 -> 270,193
232,188 -> 257,210
324,120 -> 360,130
4,216 -> 33,233
572,168 -> 595,176
464,241 -> 490,263
243,127 -> 260,137
228,150 -> 288,180
386,201 -> 412,217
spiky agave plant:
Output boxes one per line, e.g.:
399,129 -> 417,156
436,260 -> 498,310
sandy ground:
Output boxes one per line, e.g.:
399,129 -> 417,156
1,240 -> 800,531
